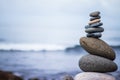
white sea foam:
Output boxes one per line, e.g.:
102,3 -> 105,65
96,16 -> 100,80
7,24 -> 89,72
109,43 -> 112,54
0,43 -> 67,51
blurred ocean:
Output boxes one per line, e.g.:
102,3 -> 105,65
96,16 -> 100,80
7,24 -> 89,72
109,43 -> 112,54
0,43 -> 120,80
0,50 -> 82,79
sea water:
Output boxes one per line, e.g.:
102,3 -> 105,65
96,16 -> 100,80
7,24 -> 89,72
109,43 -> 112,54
0,44 -> 119,79
0,50 -> 84,79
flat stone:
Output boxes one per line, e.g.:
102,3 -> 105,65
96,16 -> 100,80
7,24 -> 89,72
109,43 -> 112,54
85,27 -> 104,33
90,22 -> 103,27
88,19 -> 100,25
87,32 -> 102,38
90,16 -> 101,21
75,72 -> 116,80
85,22 -> 103,29
80,37 -> 116,60
89,11 -> 100,17
79,54 -> 118,72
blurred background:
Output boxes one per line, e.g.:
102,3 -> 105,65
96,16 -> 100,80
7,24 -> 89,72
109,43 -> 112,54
0,0 -> 120,80
0,0 -> 120,49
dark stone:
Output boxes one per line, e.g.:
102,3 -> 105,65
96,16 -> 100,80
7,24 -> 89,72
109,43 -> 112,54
62,75 -> 74,80
85,22 -> 103,29
90,22 -> 103,27
89,11 -> 100,17
85,27 -> 104,33
90,16 -> 101,21
87,33 -> 102,38
28,78 -> 39,80
79,54 -> 118,72
0,70 -> 23,80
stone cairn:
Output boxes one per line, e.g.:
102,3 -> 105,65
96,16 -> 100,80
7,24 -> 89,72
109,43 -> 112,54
74,11 -> 118,80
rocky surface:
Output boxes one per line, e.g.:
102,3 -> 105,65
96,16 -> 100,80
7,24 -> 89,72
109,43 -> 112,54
0,70 -> 23,80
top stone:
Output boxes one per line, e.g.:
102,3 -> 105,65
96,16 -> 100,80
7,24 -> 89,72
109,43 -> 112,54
89,11 -> 100,17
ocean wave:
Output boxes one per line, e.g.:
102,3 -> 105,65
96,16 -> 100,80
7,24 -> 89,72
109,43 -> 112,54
0,43 -> 67,51
0,43 -> 120,52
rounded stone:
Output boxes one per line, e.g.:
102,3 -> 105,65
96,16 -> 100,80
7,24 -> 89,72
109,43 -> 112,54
87,32 -> 102,38
80,37 -> 116,60
88,19 -> 100,25
90,16 -> 101,21
89,11 -> 100,17
85,27 -> 104,33
62,75 -> 74,80
74,72 -> 116,80
79,54 -> 118,72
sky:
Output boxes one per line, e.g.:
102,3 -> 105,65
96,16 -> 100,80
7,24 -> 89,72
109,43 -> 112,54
0,0 -> 120,46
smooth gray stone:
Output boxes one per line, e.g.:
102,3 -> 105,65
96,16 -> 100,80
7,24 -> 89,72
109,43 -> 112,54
90,16 -> 101,21
85,27 -> 104,33
80,37 -> 116,60
87,32 -> 102,38
89,11 -> 100,17
85,22 -> 103,29
79,54 -> 118,72
90,22 -> 103,27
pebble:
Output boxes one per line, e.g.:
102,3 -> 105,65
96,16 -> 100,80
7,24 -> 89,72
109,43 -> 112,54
80,37 -> 116,60
74,72 -> 116,80
62,75 -> 74,80
89,11 -> 100,17
85,27 -> 104,33
88,19 -> 100,25
90,22 -> 103,27
79,54 -> 118,72
0,70 -> 23,80
90,16 -> 101,21
85,22 -> 103,29
87,32 -> 102,38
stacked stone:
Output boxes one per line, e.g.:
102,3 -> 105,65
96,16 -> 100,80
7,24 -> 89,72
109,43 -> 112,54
85,11 -> 104,38
74,11 -> 118,80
